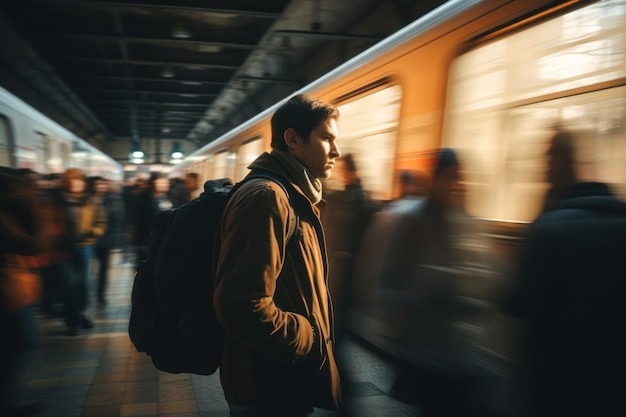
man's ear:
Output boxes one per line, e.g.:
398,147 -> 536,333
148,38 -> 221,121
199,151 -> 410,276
284,128 -> 299,149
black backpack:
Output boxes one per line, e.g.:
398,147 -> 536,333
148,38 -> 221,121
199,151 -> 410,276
128,172 -> 298,374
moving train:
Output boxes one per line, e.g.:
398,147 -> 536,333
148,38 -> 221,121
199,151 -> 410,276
0,86 -> 123,179
172,0 -> 626,366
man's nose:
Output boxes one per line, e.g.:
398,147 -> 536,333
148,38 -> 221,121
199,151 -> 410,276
331,141 -> 341,158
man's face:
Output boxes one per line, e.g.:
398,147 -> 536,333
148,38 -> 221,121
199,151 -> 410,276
547,141 -> 571,188
154,178 -> 169,194
69,178 -> 86,194
95,180 -> 108,195
431,164 -> 464,208
290,118 -> 341,179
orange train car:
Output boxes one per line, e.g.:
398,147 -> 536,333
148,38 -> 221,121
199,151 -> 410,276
173,0 -> 626,364
175,0 -> 625,218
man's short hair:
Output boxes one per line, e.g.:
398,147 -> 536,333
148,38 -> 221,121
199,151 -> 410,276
270,94 -> 339,151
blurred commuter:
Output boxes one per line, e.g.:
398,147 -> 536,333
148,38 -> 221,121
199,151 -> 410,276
168,176 -> 186,208
399,169 -> 430,198
321,154 -> 374,416
169,172 -> 200,208
121,176 -> 146,265
214,94 -> 342,416
360,148 -> 498,416
185,172 -> 200,199
0,167 -> 44,416
350,169 -> 429,322
55,168 -> 105,335
503,131 -> 626,417
90,177 -> 123,305
130,172 -> 172,266
36,173 -> 66,317
322,154 -> 372,340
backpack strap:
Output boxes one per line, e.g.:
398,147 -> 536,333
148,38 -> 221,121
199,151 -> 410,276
238,170 -> 299,243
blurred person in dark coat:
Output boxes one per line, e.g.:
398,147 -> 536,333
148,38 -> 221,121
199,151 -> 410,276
321,154 -> 373,416
169,172 -> 200,208
0,167 -> 45,416
121,176 -> 147,265
90,177 -> 123,305
504,131 -> 626,417
322,154 -> 372,340
130,172 -> 172,265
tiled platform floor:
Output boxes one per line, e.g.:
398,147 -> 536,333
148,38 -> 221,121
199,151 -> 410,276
16,253 -> 417,417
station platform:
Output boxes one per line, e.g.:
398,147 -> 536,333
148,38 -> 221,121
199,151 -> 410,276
16,252 -> 418,417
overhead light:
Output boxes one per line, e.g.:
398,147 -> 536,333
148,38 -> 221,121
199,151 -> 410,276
172,19 -> 191,39
129,144 -> 145,164
161,65 -> 175,78
170,142 -> 183,160
197,45 -> 222,53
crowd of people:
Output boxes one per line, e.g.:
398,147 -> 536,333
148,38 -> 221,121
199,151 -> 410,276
0,168 -> 201,414
2,95 -> 625,417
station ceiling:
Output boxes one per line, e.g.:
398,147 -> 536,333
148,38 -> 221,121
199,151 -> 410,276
0,0 -> 446,163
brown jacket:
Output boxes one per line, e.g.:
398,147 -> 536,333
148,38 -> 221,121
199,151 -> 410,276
214,152 -> 341,411
57,194 -> 106,252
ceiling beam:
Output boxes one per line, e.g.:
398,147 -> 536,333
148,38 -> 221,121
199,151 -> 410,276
31,32 -> 257,50
25,0 -> 283,18
53,56 -> 240,70
273,30 -> 381,41
69,75 -> 228,86
75,88 -> 219,97
86,99 -> 210,108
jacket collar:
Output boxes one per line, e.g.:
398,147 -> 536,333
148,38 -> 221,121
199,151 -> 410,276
248,150 -> 323,205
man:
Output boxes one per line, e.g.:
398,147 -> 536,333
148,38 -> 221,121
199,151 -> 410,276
504,131 -> 626,416
214,94 -> 342,417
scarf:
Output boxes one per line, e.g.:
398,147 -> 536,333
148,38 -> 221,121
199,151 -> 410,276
271,149 -> 323,205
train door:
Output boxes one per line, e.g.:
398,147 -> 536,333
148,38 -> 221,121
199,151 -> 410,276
444,0 -> 626,225
0,114 -> 14,167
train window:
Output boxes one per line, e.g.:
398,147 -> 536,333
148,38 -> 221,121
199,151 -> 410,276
330,85 -> 402,200
70,141 -> 91,169
61,142 -> 71,170
41,135 -> 65,173
200,160 -> 212,185
212,151 -> 231,180
0,115 -> 12,166
236,137 -> 264,181
444,0 -> 626,223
